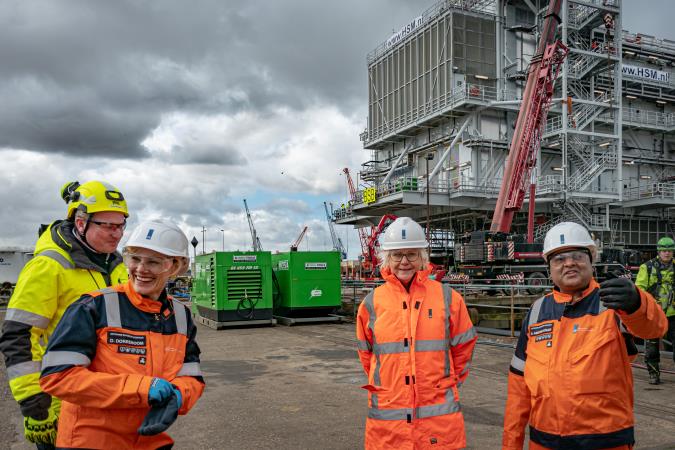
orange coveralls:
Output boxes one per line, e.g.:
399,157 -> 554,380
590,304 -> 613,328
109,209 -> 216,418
40,282 -> 204,449
356,267 -> 477,449
502,279 -> 667,450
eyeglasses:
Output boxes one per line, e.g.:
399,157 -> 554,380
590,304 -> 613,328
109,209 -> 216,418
390,251 -> 420,262
90,219 -> 127,232
549,250 -> 589,266
123,253 -> 173,275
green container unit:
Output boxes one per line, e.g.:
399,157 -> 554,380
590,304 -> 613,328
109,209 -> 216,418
192,251 -> 273,323
271,251 -> 341,317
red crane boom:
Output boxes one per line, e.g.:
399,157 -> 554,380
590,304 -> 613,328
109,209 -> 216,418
490,0 -> 568,238
343,167 -> 370,260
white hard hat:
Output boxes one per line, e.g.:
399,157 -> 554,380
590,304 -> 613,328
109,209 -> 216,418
543,221 -> 597,263
380,217 -> 428,251
124,219 -> 189,258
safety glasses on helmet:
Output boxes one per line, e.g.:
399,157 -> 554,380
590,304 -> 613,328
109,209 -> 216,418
123,252 -> 174,275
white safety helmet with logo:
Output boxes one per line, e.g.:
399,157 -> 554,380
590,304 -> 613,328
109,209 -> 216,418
123,219 -> 190,275
543,221 -> 597,263
380,217 -> 428,250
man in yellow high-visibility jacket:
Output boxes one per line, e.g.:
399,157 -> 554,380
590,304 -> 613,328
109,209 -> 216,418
0,180 -> 129,449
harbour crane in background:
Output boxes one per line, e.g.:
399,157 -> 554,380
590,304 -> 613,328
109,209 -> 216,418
343,168 -> 370,258
243,198 -> 262,251
324,202 -> 347,259
290,226 -> 308,252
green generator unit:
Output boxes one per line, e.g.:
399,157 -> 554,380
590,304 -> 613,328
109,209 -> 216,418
271,251 -> 341,318
192,251 -> 274,325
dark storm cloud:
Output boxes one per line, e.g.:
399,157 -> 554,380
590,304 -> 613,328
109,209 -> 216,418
0,0 -> 415,160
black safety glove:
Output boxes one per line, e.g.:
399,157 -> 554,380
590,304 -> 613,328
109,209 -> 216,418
138,391 -> 180,436
598,277 -> 641,314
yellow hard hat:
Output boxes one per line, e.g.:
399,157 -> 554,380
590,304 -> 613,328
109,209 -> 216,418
62,180 -> 129,219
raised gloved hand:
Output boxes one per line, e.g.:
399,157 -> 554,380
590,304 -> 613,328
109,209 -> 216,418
138,390 -> 181,436
24,408 -> 57,445
599,277 -> 641,314
148,377 -> 174,406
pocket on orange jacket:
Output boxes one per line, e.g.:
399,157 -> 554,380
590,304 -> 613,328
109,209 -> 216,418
524,344 -> 551,398
568,328 -> 623,394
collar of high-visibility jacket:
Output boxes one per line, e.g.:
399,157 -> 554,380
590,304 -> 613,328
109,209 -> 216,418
551,279 -> 599,304
121,280 -> 167,313
381,265 -> 432,287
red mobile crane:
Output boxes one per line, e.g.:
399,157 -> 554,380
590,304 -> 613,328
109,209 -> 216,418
455,1 -> 634,290
491,0 -> 567,241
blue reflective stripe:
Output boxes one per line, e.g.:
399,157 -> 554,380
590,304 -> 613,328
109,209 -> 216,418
41,351 -> 91,369
39,250 -> 74,269
176,362 -> 202,377
7,361 -> 41,380
357,340 -> 371,351
367,407 -> 412,421
451,327 -> 477,347
102,288 -> 121,328
415,339 -> 449,352
5,309 -> 50,329
172,300 -> 187,335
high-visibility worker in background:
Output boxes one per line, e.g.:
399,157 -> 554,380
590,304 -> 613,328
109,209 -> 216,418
502,222 -> 667,450
635,235 -> 675,385
40,219 -> 204,449
356,217 -> 477,449
0,180 -> 129,450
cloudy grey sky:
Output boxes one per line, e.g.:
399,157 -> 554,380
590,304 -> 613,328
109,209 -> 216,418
0,0 -> 672,257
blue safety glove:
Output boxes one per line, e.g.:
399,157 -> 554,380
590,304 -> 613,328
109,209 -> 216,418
148,378 -> 174,406
599,277 -> 641,314
138,391 -> 180,436
172,386 -> 183,410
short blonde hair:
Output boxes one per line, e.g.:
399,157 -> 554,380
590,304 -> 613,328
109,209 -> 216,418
377,248 -> 429,270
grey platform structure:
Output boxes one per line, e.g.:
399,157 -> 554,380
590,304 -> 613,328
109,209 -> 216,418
338,0 -> 675,254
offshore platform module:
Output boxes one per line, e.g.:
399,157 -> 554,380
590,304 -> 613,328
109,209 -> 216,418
454,0 -> 634,289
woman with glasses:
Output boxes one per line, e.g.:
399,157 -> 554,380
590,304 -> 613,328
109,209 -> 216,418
356,217 -> 477,449
39,219 -> 204,449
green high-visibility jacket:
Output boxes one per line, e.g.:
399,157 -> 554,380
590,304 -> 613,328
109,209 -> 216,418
635,258 -> 675,317
0,220 -> 126,417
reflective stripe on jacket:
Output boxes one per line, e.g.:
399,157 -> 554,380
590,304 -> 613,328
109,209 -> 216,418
0,221 -> 126,409
356,266 -> 477,450
635,259 -> 675,317
502,280 -> 667,450
39,281 -> 204,449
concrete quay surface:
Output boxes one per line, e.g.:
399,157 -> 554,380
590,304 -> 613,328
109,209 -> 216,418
1,316 -> 674,449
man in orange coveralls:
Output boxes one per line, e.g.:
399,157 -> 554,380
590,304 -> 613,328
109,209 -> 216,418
356,217 -> 477,449
502,222 -> 667,450
39,219 -> 204,449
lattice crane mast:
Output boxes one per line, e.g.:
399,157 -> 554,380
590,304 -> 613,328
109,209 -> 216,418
342,167 -> 370,259
324,202 -> 347,259
243,198 -> 262,251
490,0 -> 568,241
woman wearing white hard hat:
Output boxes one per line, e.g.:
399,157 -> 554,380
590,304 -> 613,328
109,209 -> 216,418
356,217 -> 477,449
39,219 -> 205,449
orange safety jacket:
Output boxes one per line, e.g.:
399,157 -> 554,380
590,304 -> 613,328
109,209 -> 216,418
356,266 -> 477,450
40,281 -> 205,449
502,279 -> 667,450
